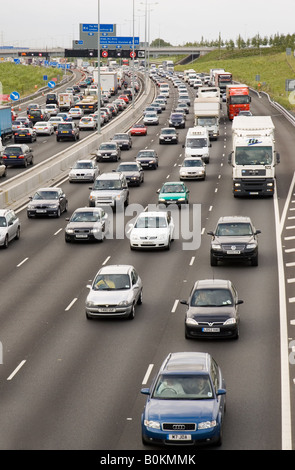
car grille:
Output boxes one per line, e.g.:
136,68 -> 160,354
197,320 -> 225,326
162,423 -> 196,431
140,236 -> 157,240
221,244 -> 245,250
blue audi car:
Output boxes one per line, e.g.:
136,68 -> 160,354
141,352 -> 226,447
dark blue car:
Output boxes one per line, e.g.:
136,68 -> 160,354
141,352 -> 226,447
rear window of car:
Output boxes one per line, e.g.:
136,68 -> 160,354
57,124 -> 73,130
4,147 -> 23,155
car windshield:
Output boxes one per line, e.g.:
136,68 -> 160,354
74,162 -> 93,169
137,151 -> 155,158
145,113 -> 157,117
162,129 -> 176,134
161,185 -> 184,193
70,211 -> 101,222
113,135 -> 128,139
0,216 -> 7,227
215,223 -> 253,236
33,191 -> 59,200
197,117 -> 216,126
191,289 -> 233,307
118,164 -> 138,171
182,160 -> 203,167
93,180 -> 122,190
171,114 -> 182,119
186,138 -> 207,148
99,144 -> 116,150
134,216 -> 168,228
153,374 -> 213,399
93,273 -> 130,290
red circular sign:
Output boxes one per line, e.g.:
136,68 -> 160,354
102,50 -> 108,58
130,51 -> 136,58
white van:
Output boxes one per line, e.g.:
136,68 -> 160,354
183,127 -> 211,163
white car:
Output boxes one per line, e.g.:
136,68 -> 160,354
179,157 -> 206,180
68,107 -> 84,119
143,112 -> 159,126
45,104 -> 59,116
130,211 -> 174,250
79,116 -> 98,130
0,209 -> 20,248
69,159 -> 100,183
33,121 -> 55,135
48,116 -> 64,130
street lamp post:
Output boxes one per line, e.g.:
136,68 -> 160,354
97,0 -> 101,135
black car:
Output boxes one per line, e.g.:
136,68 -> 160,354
207,216 -> 261,266
169,112 -> 185,128
27,187 -> 68,218
27,108 -> 49,124
112,133 -> 132,150
159,127 -> 178,144
14,128 -> 37,143
135,149 -> 158,169
2,144 -> 34,167
56,122 -> 80,142
181,279 -> 243,340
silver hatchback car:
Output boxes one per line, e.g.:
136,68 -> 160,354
85,264 -> 143,320
0,209 -> 21,248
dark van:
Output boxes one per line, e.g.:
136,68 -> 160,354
46,92 -> 58,105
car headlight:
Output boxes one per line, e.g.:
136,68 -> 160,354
234,183 -> 241,187
186,317 -> 198,325
211,243 -> 221,250
198,420 -> 217,430
118,300 -> 130,306
224,318 -> 236,325
27,204 -> 34,210
144,420 -> 161,430
66,228 -> 74,234
86,300 -> 96,307
267,182 -> 274,187
246,243 -> 256,249
158,198 -> 166,203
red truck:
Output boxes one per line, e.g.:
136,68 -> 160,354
226,84 -> 251,120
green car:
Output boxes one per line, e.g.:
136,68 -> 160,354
157,182 -> 189,206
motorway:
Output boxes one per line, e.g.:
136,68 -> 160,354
0,71 -> 294,451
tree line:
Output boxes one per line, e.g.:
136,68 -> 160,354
150,33 -> 295,50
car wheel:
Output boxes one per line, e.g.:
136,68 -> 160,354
56,207 -> 61,218
15,226 -> 20,240
30,157 -> 34,165
128,304 -> 135,320
3,235 -> 8,249
23,159 -> 28,168
137,289 -> 143,305
210,254 -> 218,266
251,254 -> 258,266
166,238 -> 171,250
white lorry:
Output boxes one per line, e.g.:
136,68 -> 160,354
93,70 -> 118,95
209,68 -> 225,86
228,116 -> 280,197
183,126 -> 211,163
194,96 -> 220,140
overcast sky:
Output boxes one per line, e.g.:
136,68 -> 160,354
0,0 -> 294,48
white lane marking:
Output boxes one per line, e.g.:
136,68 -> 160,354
189,256 -> 195,266
54,228 -> 63,236
65,298 -> 77,311
142,364 -> 154,385
274,181 -> 292,450
17,258 -> 28,267
7,360 -> 26,381
102,256 -> 110,265
171,299 -> 179,313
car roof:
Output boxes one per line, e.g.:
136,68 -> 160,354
96,172 -> 122,180
99,264 -> 134,274
162,352 -> 211,374
137,211 -> 168,218
36,187 -> 60,192
73,207 -> 103,213
194,279 -> 232,289
217,216 -> 252,224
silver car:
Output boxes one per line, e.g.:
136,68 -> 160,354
69,159 -> 100,183
85,264 -> 143,320
0,209 -> 20,248
143,112 -> 159,125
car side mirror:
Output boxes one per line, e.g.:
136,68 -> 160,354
237,300 -> 244,305
141,388 -> 150,395
276,152 -> 280,164
207,231 -> 214,236
255,230 -> 261,235
179,299 -> 188,305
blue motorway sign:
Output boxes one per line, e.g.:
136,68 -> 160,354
10,91 -> 20,101
82,24 -> 114,33
100,36 -> 139,45
48,81 -> 56,88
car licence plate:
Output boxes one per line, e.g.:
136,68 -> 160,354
249,192 -> 259,195
226,250 -> 240,254
168,434 -> 191,441
76,234 -> 88,238
36,209 -> 47,213
9,155 -> 17,158
202,327 -> 220,332
99,308 -> 116,312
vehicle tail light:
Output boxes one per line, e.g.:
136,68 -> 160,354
19,155 -> 24,159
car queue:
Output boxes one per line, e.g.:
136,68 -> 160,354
0,62 -> 261,449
